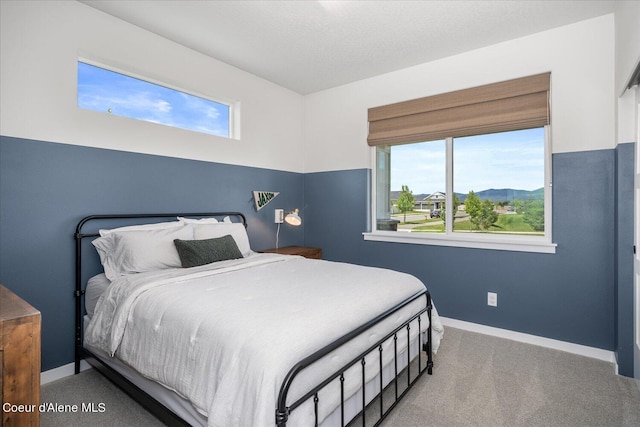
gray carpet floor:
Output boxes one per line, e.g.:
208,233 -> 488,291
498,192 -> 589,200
41,327 -> 640,426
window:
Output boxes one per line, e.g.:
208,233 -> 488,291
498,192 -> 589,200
366,74 -> 555,253
77,61 -> 233,138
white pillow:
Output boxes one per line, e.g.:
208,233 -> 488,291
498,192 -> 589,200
85,273 -> 110,318
189,223 -> 253,257
177,216 -> 219,224
92,226 -> 193,280
178,216 -> 237,224
99,220 -> 183,237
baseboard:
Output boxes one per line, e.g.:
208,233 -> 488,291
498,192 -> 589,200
42,319 -> 619,384
41,360 -> 92,385
440,317 -> 618,371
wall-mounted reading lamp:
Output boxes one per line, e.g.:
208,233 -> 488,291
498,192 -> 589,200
275,209 -> 302,226
275,208 -> 302,249
284,209 -> 301,226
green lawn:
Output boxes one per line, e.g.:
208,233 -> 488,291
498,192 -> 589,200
411,213 -> 543,235
493,213 -> 539,232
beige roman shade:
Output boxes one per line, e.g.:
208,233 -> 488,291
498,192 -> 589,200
367,72 -> 550,146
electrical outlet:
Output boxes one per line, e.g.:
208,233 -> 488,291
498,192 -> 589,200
487,292 -> 498,307
274,209 -> 284,224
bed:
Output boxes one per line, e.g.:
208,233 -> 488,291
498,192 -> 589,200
74,212 -> 443,427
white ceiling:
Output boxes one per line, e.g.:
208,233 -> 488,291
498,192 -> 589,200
80,0 -> 616,94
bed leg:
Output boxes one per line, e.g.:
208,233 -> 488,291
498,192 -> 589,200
75,342 -> 83,374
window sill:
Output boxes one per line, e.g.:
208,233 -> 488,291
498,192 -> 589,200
362,231 -> 557,254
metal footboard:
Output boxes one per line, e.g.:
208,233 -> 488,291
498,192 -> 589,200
276,290 -> 433,427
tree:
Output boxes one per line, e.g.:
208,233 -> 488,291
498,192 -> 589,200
478,199 -> 499,230
513,199 -> 526,214
465,191 -> 498,231
523,199 -> 544,231
464,191 -> 482,230
396,185 -> 415,223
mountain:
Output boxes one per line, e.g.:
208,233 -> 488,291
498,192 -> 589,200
457,188 -> 544,203
391,188 -> 544,203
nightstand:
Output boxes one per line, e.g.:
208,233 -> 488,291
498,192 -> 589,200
1,285 -> 41,427
261,246 -> 322,259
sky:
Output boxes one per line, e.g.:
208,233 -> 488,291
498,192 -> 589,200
77,62 -> 230,137
389,127 -> 545,195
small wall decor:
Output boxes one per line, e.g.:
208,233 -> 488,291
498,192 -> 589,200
253,190 -> 280,211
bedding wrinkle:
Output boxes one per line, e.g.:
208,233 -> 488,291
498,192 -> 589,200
85,254 -> 443,426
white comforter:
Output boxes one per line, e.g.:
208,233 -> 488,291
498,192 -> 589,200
85,253 -> 443,427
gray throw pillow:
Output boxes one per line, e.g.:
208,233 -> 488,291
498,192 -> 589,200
173,234 -> 243,268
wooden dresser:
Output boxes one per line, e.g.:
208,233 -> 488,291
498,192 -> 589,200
261,246 -> 322,259
1,285 -> 41,427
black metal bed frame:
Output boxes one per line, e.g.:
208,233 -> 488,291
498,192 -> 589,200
74,212 -> 434,427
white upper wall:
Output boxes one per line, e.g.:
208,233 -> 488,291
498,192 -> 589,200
0,1 -> 305,173
303,14 -> 616,173
1,3 -> 619,175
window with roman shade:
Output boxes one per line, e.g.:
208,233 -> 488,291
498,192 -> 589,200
365,73 -> 556,254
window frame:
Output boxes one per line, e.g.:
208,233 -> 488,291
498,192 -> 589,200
363,126 -> 556,254
77,58 -> 240,139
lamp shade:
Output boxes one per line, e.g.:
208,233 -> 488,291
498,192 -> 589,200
284,209 -> 302,226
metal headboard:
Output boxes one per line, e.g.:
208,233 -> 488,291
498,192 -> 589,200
73,212 -> 247,373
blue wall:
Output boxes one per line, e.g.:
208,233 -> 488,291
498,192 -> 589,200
0,136 -> 634,376
615,142 -> 635,377
304,148 -> 633,377
0,136 -> 304,370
